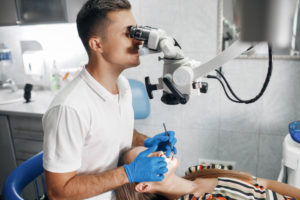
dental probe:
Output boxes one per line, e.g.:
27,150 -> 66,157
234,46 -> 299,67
163,123 -> 174,158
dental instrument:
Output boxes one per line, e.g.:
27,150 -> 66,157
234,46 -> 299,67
163,122 -> 174,158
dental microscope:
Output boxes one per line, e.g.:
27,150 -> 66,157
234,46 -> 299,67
128,0 -> 296,105
129,25 -> 260,105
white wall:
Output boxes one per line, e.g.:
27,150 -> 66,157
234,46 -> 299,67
0,0 -> 299,179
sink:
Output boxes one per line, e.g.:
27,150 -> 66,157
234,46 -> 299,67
0,89 -> 24,105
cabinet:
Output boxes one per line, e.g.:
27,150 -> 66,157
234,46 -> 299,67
0,0 -> 19,25
0,115 -> 17,198
0,114 -> 44,198
16,0 -> 68,24
9,115 -> 44,164
0,0 -> 87,26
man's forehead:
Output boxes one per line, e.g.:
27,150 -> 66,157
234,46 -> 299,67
106,10 -> 136,30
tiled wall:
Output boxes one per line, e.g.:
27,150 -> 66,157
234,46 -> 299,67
0,0 -> 299,180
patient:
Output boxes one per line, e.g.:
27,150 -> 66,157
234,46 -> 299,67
116,146 -> 300,200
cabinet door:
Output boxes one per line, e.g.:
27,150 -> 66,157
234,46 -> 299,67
9,115 -> 43,141
0,0 -> 19,25
9,115 -> 44,199
0,115 -> 17,196
14,138 -> 43,163
9,115 -> 44,163
16,0 -> 68,24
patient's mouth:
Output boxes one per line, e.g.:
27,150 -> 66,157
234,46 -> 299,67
165,157 -> 172,163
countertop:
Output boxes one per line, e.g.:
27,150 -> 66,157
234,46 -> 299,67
0,90 -> 55,117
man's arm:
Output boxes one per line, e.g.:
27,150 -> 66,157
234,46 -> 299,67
45,167 -> 128,200
132,129 -> 148,146
257,177 -> 300,199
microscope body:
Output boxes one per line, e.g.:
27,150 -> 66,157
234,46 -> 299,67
129,26 -> 210,104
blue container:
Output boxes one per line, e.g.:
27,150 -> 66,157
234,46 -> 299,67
0,51 -> 11,61
289,121 -> 300,143
0,43 -> 12,63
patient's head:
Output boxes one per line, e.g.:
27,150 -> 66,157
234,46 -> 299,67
116,146 -> 179,200
116,146 -> 253,200
126,146 -> 179,176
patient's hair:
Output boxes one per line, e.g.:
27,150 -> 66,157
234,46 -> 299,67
76,0 -> 131,54
116,148 -> 252,200
183,168 -> 252,182
115,183 -> 168,200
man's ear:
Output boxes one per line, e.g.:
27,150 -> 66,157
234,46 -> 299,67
88,36 -> 103,53
135,183 -> 152,193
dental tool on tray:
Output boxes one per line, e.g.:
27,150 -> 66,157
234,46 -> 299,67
163,123 -> 174,159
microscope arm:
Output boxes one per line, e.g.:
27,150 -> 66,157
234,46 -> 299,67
172,40 -> 253,87
193,40 -> 252,79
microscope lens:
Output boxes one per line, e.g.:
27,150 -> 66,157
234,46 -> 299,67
129,26 -> 151,41
135,29 -> 142,38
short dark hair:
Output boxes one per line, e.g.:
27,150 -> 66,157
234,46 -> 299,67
76,0 -> 131,54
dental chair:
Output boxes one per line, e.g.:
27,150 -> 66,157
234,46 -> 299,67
2,79 -> 150,200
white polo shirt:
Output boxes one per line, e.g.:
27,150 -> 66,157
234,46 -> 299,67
42,68 -> 134,200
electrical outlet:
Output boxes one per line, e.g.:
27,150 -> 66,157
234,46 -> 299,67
198,159 -> 236,170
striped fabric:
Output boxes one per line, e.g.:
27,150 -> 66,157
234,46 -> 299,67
178,165 -> 296,200
185,164 -> 233,176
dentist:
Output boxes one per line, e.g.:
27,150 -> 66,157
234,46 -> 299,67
42,0 -> 177,199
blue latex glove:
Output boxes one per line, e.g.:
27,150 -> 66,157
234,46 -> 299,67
124,145 -> 168,183
144,131 -> 177,157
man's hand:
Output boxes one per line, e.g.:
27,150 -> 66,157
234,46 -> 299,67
123,145 -> 168,183
144,131 -> 177,157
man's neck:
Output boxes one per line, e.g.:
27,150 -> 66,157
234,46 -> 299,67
85,56 -> 123,95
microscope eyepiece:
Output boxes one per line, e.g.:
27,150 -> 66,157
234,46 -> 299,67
128,26 -> 152,41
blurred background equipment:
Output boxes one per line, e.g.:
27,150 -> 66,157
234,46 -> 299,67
221,0 -> 300,57
24,83 -> 33,103
21,40 -> 45,83
0,43 -> 17,92
278,121 -> 300,189
0,0 -> 87,26
239,0 -> 298,48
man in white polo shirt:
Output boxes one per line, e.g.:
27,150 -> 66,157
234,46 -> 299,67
42,0 -> 177,199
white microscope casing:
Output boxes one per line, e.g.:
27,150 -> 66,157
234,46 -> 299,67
282,134 -> 300,189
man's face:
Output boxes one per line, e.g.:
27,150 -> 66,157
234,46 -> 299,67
101,9 -> 142,69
